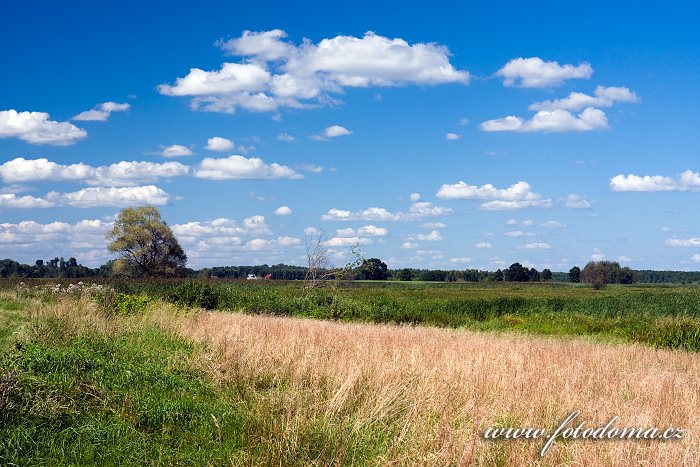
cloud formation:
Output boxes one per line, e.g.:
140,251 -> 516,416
496,57 -> 593,88
321,201 -> 453,222
205,136 -> 234,151
0,109 -> 87,145
480,108 -> 609,133
159,30 -> 469,113
193,155 -> 302,180
436,180 -> 551,210
73,102 -> 130,121
610,171 -> 700,192
529,86 -> 638,111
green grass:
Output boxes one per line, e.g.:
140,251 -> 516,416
0,302 -> 257,465
94,280 -> 700,351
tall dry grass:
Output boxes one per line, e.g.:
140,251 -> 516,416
172,309 -> 700,466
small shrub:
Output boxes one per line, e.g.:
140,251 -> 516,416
111,293 -> 152,315
166,282 -> 220,310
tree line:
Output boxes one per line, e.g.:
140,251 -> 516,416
2,207 -> 697,285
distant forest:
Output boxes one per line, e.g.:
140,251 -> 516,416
2,257 -> 700,284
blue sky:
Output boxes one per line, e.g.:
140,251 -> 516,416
1,1 -> 700,270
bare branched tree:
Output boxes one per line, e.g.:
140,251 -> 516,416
304,229 -> 331,288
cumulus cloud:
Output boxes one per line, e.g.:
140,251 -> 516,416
518,242 -> 551,249
529,86 -> 638,111
0,157 -> 189,187
47,185 -> 170,208
449,257 -> 473,263
405,230 -> 443,242
664,237 -> 700,247
323,125 -> 352,138
0,193 -> 54,209
193,155 -> 302,180
277,132 -> 295,142
504,231 -> 525,238
0,109 -> 87,145
321,201 -> 452,222
445,132 -> 461,140
422,222 -> 445,229
161,144 -> 194,157
436,180 -> 551,210
692,254 -> 700,263
323,236 -> 373,247
159,30 -> 469,113
610,170 -> 700,192
410,193 -> 421,202
205,136 -> 234,151
274,205 -> 293,216
73,101 -> 130,121
496,57 -> 593,88
0,218 -> 113,266
542,220 -> 565,228
563,194 -> 592,209
475,242 -> 492,249
479,107 -> 609,133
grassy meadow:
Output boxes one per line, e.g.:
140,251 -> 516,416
0,280 -> 699,465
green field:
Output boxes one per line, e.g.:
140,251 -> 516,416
6,279 -> 700,351
1,280 -> 700,465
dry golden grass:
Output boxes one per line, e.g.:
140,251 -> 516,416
172,309 -> 700,466
13,293 -> 700,465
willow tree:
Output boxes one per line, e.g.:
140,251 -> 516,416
106,206 -> 187,277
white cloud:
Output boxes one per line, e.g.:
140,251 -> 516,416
542,220 -> 565,228
475,242 -> 492,249
521,219 -> 534,227
692,254 -> 700,263
665,238 -> 700,247
401,241 -> 418,249
563,194 -> 592,209
277,132 -> 295,142
504,230 -> 525,237
47,185 -> 170,208
321,201 -> 452,222
205,136 -> 234,151
610,170 -> 700,192
410,193 -> 421,202
323,125 -> 352,138
446,132 -> 461,141
0,157 -> 189,187
506,219 -> 518,226
458,117 -> 470,126
479,108 -> 608,133
160,31 -> 469,113
529,86 -> 638,111
591,248 -> 606,261
0,109 -> 87,145
218,29 -> 293,61
274,205 -> 293,216
422,222 -> 446,229
323,236 -> 373,247
161,144 -> 194,157
194,155 -> 301,180
449,257 -> 473,263
73,101 -> 130,121
406,230 -> 443,242
436,180 -> 551,210
519,242 -> 551,250
496,57 -> 593,88
0,193 -> 54,209
357,225 -> 388,237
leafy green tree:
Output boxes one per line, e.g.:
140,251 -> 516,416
492,269 -> 504,281
581,261 -> 637,289
569,266 -> 581,283
397,268 -> 414,281
357,258 -> 389,280
541,268 -> 553,281
528,268 -> 540,282
106,206 -> 187,277
504,263 -> 529,282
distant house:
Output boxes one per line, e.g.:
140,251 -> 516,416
246,273 -> 258,280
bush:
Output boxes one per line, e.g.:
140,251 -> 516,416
111,293 -> 152,315
166,282 -> 220,310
